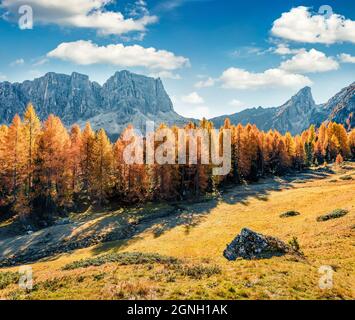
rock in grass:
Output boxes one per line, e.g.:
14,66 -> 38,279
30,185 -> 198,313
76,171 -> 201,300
280,211 -> 300,218
223,228 -> 295,260
316,209 -> 349,222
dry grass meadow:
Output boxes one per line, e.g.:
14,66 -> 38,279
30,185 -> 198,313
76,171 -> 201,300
0,163 -> 354,300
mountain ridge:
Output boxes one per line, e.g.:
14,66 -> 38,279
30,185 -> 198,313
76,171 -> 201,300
211,82 -> 354,134
0,71 -> 353,137
0,70 -> 190,139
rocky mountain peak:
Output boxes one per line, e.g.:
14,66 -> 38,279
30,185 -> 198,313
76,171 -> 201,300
276,86 -> 315,118
286,86 -> 314,108
0,70 -> 185,139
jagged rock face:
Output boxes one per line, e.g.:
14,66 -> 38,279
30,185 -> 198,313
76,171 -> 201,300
0,70 -> 185,138
102,71 -> 173,114
271,86 -> 316,135
223,228 -> 292,260
322,82 -> 355,130
211,86 -> 318,135
211,83 -> 354,134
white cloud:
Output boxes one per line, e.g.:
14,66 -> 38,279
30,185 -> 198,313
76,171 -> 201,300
273,44 -> 304,55
194,77 -> 215,88
148,71 -> 181,80
271,6 -> 355,44
172,93 -> 211,119
1,0 -> 157,36
181,92 -> 204,104
231,46 -> 271,58
220,67 -> 312,90
127,0 -> 149,18
10,58 -> 25,66
339,53 -> 355,63
47,40 -> 189,71
32,58 -> 49,66
0,73 -> 7,81
280,49 -> 339,73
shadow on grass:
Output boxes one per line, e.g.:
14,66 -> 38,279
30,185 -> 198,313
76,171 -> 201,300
0,167 -> 335,266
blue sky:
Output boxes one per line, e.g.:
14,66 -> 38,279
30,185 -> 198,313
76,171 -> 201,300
0,0 -> 354,118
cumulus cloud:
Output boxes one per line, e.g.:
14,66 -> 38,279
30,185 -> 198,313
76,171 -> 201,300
279,49 -> 339,73
1,0 -> 157,36
181,92 -> 204,104
271,6 -> 355,44
220,67 -> 312,90
194,77 -> 215,88
47,40 -> 190,71
172,93 -> 211,119
339,53 -> 355,63
0,73 -> 7,81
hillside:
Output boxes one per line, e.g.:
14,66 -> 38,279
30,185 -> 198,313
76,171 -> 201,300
0,163 -> 354,300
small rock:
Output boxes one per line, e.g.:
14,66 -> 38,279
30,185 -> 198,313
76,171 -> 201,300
56,218 -> 71,225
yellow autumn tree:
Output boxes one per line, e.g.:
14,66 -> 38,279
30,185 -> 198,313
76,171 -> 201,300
91,129 -> 114,204
34,115 -> 69,211
80,122 -> 96,199
348,129 -> 355,159
4,115 -> 26,202
23,103 -> 41,193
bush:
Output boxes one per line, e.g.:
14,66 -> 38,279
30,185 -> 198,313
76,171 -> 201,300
317,209 -> 349,222
0,271 -> 20,289
63,252 -> 180,270
288,236 -> 301,252
292,179 -> 306,184
280,211 -> 300,218
339,175 -> 353,181
176,264 -> 221,279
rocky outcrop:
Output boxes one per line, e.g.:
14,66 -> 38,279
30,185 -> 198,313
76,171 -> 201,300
223,228 -> 294,260
321,82 -> 355,130
271,86 -> 316,135
0,70 -> 189,139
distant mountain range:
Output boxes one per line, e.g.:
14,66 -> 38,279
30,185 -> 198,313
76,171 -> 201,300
0,71 -> 353,138
211,82 -> 354,134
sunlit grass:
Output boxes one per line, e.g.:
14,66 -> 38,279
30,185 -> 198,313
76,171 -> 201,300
1,163 -> 354,300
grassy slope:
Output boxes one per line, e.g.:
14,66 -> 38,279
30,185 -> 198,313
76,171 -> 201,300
0,164 -> 354,300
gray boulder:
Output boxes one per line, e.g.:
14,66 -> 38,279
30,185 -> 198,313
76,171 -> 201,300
223,228 -> 292,260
